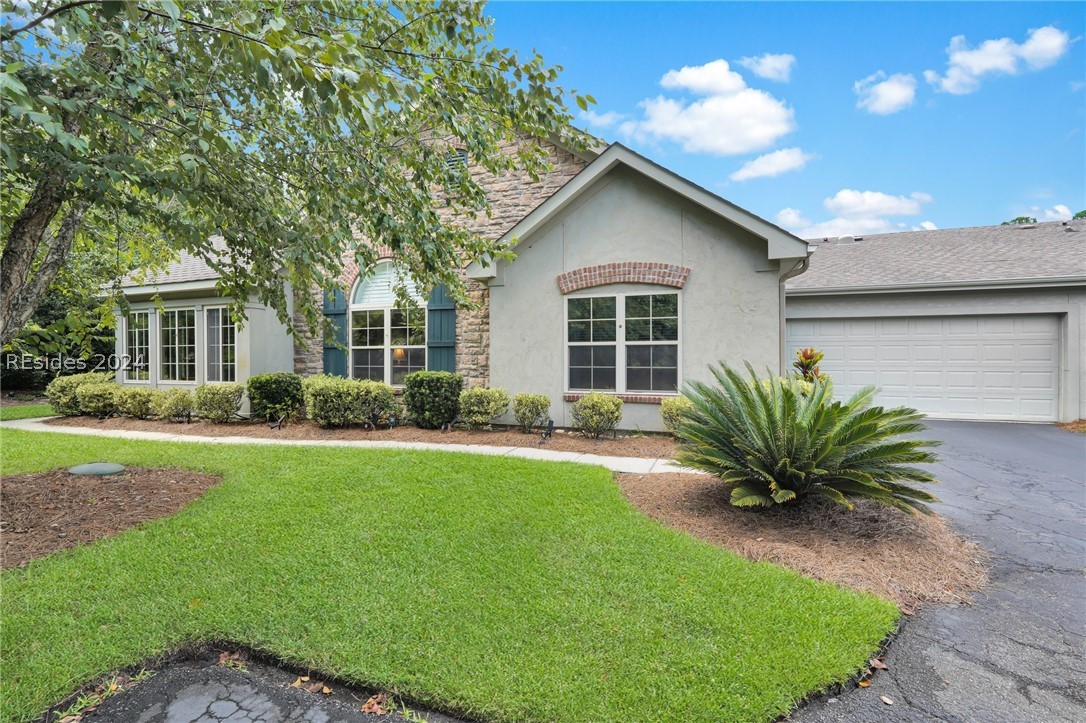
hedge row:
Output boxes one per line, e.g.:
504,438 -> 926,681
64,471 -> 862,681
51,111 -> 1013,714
45,370 -> 714,438
45,373 -> 244,423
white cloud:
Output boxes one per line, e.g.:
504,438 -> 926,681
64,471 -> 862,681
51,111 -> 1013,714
1039,204 -> 1073,221
730,147 -> 814,181
737,53 -> 796,82
918,221 -> 938,231
854,72 -> 917,115
824,189 -> 932,218
580,110 -> 626,128
777,189 -> 935,239
775,208 -> 810,229
924,25 -> 1071,95
620,59 -> 796,156
661,59 -> 747,95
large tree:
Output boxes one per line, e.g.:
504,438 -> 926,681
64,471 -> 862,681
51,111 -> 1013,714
0,0 -> 591,346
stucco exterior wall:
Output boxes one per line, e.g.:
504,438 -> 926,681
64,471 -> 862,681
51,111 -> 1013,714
488,166 -> 786,432
786,286 -> 1086,422
292,137 -> 588,386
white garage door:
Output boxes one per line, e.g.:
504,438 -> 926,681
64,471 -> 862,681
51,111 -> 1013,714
786,315 -> 1060,422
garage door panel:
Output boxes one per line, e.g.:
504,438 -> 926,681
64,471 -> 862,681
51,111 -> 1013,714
913,345 -> 944,362
880,345 -> 909,362
946,371 -> 979,389
847,345 -> 878,362
982,371 -> 1016,390
982,344 -> 1016,362
787,314 -> 1059,422
912,371 -> 944,388
981,317 -> 1017,335
1020,342 -> 1058,363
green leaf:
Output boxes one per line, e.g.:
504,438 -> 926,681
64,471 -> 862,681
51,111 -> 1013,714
160,0 -> 180,22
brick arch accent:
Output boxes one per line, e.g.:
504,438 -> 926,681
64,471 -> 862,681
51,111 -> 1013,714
556,262 -> 691,295
338,245 -> 396,291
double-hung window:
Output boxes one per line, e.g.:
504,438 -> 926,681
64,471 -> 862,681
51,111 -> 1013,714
125,311 -> 150,381
205,308 -> 236,382
160,309 -> 197,382
349,261 -> 427,386
567,293 -> 679,394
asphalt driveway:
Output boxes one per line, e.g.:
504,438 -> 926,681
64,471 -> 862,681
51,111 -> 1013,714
793,420 -> 1086,722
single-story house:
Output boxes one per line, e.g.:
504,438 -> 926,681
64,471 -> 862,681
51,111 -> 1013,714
786,221 -> 1086,423
115,141 -> 810,430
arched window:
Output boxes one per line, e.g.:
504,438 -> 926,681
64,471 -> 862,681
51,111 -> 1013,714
349,261 -> 427,385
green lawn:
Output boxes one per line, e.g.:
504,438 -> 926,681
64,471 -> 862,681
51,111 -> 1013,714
0,430 -> 897,722
0,403 -> 52,421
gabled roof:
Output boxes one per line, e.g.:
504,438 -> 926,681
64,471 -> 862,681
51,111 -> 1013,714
788,220 -> 1086,294
466,143 -> 809,279
120,237 -> 229,292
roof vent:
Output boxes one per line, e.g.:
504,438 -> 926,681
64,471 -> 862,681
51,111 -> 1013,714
1015,224 -> 1037,230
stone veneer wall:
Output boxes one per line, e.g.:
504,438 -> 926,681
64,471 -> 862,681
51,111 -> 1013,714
293,138 -> 588,385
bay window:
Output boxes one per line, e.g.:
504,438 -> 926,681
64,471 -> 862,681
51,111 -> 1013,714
567,293 -> 679,394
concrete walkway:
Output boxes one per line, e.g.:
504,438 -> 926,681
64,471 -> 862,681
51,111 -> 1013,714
0,417 -> 692,474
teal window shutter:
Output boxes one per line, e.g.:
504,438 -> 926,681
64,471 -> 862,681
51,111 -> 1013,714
322,290 -> 348,377
427,284 -> 456,372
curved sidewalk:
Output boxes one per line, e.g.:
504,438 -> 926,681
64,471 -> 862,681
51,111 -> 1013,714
0,417 -> 695,475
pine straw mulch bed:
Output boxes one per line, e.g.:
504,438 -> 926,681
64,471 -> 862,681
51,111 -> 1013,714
616,473 -> 989,609
1057,419 -> 1086,433
44,415 -> 679,459
1,467 -> 221,569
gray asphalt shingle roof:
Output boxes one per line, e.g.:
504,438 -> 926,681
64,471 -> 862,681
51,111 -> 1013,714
121,237 -> 228,287
788,220 -> 1086,290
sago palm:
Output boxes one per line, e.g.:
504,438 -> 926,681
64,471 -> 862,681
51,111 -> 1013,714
674,364 -> 940,514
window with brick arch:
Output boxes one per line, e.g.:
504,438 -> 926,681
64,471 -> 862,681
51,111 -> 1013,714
566,292 -> 680,394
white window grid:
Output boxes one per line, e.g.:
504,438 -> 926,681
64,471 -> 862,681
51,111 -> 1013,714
565,292 -> 682,395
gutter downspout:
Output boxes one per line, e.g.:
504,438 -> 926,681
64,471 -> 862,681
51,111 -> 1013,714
777,253 -> 811,375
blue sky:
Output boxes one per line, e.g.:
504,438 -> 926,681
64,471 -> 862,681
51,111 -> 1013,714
488,1 -> 1085,237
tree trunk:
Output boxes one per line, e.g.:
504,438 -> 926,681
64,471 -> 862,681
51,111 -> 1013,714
0,176 -> 88,347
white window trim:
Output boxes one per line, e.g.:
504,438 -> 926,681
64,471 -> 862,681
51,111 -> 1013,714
564,291 -> 683,395
204,306 -> 237,384
123,310 -> 151,384
349,263 -> 428,387
158,307 -> 199,385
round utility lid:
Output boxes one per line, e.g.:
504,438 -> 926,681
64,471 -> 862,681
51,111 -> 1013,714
68,462 -> 126,476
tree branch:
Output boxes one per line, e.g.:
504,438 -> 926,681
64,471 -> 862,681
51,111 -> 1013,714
0,0 -> 102,43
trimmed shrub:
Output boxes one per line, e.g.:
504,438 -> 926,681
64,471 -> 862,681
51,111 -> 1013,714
194,383 -> 245,423
303,376 -> 397,428
76,382 -> 119,417
512,393 -> 550,433
247,372 -> 303,421
152,388 -> 194,422
45,371 -> 115,416
303,375 -> 354,428
357,379 -> 397,427
116,387 -> 156,419
675,363 -> 939,514
403,371 -> 462,429
571,392 -> 623,439
459,387 -> 511,429
660,396 -> 694,433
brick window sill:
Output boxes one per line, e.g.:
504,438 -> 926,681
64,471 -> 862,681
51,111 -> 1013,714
562,392 -> 676,405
